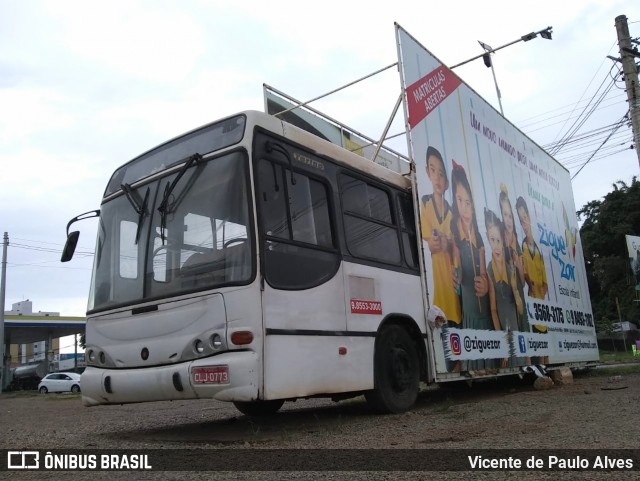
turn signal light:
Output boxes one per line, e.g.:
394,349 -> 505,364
230,331 -> 254,345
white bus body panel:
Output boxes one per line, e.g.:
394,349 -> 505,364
262,262 -> 427,400
342,262 -> 425,333
87,294 -> 226,367
81,284 -> 264,406
81,351 -> 259,406
262,265 -> 369,399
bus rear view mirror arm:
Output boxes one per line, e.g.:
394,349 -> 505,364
61,209 -> 100,262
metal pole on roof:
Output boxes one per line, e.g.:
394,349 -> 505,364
270,63 -> 398,116
0,232 -> 9,390
372,93 -> 403,164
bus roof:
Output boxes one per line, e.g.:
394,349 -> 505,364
249,110 -> 412,191
104,110 -> 412,197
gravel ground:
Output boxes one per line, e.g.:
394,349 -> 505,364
1,368 -> 639,480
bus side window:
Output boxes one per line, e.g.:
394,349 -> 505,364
258,157 -> 338,289
339,174 -> 401,266
397,195 -> 419,269
258,160 -> 290,240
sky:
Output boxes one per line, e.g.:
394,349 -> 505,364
1,0 -> 639,328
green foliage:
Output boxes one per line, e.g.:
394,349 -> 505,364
595,316 -> 616,336
578,178 -> 640,325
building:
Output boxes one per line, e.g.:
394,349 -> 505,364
7,300 -> 61,366
4,300 -> 85,371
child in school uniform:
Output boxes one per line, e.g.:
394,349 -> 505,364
450,161 -> 491,371
485,208 -> 525,368
420,147 -> 461,326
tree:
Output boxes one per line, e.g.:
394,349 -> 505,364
577,177 -> 640,326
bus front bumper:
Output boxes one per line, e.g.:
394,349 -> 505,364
80,351 -> 259,407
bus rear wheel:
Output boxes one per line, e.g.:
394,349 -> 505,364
233,399 -> 285,417
365,324 -> 419,414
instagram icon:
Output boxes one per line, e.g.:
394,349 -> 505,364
449,333 -> 461,355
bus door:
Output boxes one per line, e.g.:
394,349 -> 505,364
255,141 -> 349,399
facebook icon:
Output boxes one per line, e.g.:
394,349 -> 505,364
518,335 -> 527,354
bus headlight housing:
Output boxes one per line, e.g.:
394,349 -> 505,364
194,339 -> 205,354
210,333 -> 223,350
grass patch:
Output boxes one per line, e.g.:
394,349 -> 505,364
0,390 -> 41,399
45,393 -> 82,401
575,364 -> 640,378
598,349 -> 640,364
0,390 -> 82,401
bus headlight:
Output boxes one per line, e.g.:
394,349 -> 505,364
88,350 -> 96,363
210,334 -> 223,350
194,339 -> 205,354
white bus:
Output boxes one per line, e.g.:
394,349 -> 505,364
62,110 -> 429,415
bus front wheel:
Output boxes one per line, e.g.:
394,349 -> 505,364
365,324 -> 419,414
233,399 -> 285,417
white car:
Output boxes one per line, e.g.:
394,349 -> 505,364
38,372 -> 82,394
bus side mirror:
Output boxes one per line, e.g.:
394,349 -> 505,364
60,209 -> 100,262
61,231 -> 80,262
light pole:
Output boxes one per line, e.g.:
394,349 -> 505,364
450,27 -> 553,115
478,40 -> 504,116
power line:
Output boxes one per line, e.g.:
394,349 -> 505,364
550,67 -> 619,156
518,91 -> 626,131
9,242 -> 94,257
7,262 -> 92,271
11,236 -> 95,252
542,120 -> 627,150
570,115 -> 627,179
548,40 -> 619,148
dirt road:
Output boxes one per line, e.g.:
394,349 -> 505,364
2,369 -> 639,480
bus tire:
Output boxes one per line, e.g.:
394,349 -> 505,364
365,324 -> 419,414
233,399 -> 285,417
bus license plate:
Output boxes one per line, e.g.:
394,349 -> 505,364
192,366 -> 230,384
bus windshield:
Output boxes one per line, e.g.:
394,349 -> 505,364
88,150 -> 253,312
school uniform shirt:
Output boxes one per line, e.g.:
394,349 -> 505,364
487,258 -> 519,332
420,195 -> 461,324
522,240 -> 548,333
522,240 -> 547,300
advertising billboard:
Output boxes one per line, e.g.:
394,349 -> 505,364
625,235 -> 640,291
396,25 -> 598,374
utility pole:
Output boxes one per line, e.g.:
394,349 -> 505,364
616,296 -> 628,353
0,232 -> 8,390
615,15 -> 640,168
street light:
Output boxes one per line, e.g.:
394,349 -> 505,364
478,40 -> 504,115
450,27 -> 553,116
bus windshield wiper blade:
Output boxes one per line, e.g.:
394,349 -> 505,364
121,182 -> 143,214
135,187 -> 150,244
157,153 -> 202,243
121,183 -> 150,244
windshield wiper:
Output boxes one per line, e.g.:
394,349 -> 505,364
121,183 -> 150,244
157,153 -> 203,243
